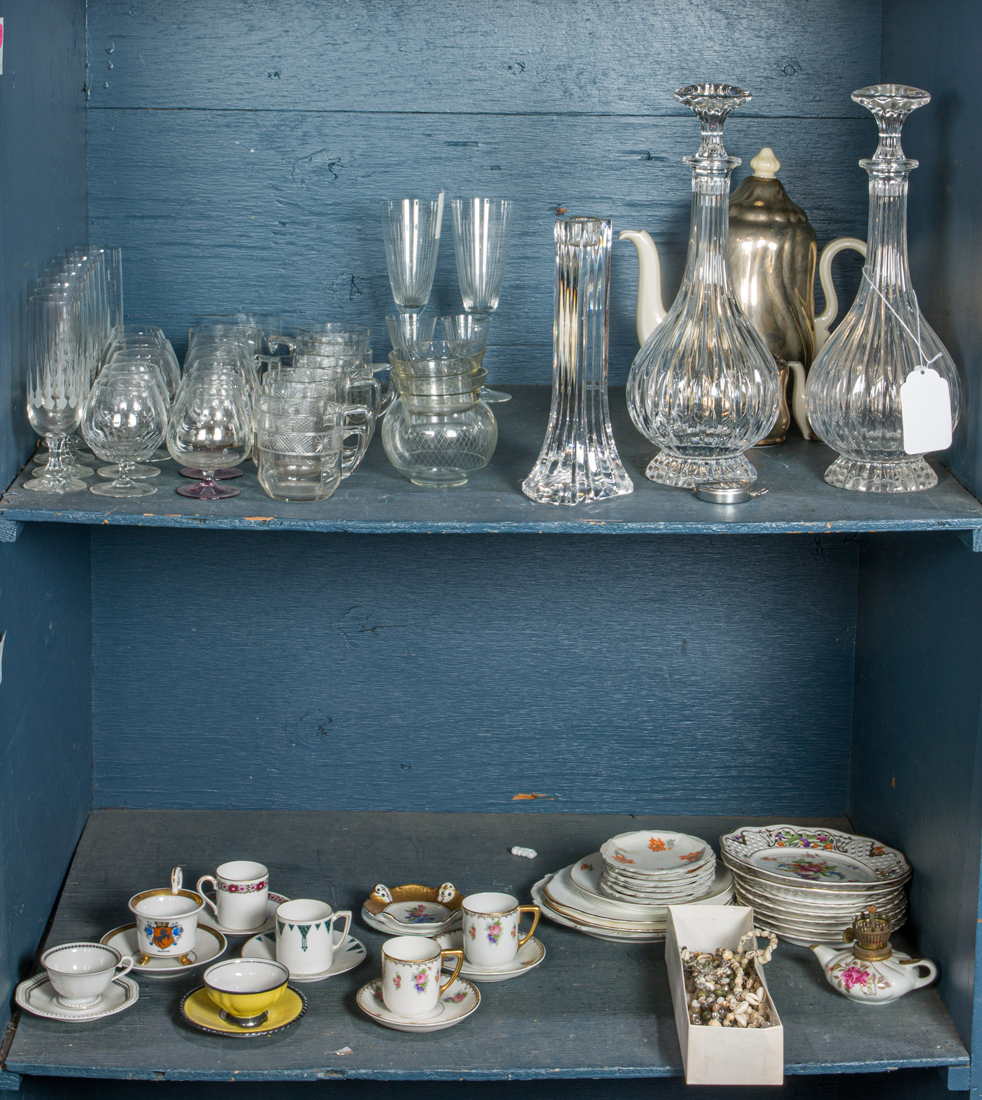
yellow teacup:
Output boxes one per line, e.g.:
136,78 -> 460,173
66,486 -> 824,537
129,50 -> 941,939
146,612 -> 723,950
203,959 -> 289,1028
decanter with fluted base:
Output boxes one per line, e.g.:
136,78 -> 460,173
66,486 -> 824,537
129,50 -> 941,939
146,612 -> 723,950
626,84 -> 780,487
805,84 -> 961,493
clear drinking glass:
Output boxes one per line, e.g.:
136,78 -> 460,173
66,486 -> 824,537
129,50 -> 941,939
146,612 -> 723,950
167,361 -> 253,499
255,395 -> 362,501
24,292 -> 89,493
94,348 -> 171,479
523,217 -> 633,505
386,313 -> 437,357
81,358 -> 168,498
450,198 -> 514,403
804,85 -> 962,492
381,197 -> 444,314
441,313 -> 492,361
625,85 -> 781,487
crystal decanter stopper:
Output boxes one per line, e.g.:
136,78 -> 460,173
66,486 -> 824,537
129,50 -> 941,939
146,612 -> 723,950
523,216 -> 633,505
626,84 -> 780,487
804,84 -> 962,492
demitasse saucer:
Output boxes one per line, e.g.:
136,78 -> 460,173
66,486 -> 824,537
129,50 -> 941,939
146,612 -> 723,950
101,923 -> 227,978
435,930 -> 546,983
242,931 -> 366,982
361,905 -> 462,938
15,974 -> 139,1021
208,892 -> 290,937
356,976 -> 480,1032
180,984 -> 306,1037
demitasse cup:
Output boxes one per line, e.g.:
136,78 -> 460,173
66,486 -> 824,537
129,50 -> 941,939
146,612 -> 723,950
275,899 -> 352,977
461,892 -> 540,969
42,942 -> 133,1008
197,861 -> 269,931
128,888 -> 205,961
381,936 -> 464,1018
204,958 -> 289,1028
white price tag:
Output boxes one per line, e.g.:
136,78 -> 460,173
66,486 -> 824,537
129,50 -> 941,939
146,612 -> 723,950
900,367 -> 952,455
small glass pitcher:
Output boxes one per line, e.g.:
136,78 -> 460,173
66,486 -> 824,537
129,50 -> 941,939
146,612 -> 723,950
382,353 -> 497,488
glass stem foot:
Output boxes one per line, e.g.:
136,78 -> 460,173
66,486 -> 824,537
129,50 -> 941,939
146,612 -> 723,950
644,451 -> 758,488
824,455 -> 937,493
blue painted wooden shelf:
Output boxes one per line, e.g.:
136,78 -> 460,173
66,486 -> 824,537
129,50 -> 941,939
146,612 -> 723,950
3,810 -> 970,1084
3,387 -> 982,540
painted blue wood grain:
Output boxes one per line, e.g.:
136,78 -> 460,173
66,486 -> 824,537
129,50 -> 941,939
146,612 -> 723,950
86,111 -> 871,378
4,392 -> 981,538
86,0 -> 881,118
0,522 -> 92,1034
90,529 -> 857,812
4,810 -> 967,1083
851,533 -> 982,1056
0,0 -> 87,490
881,2 -> 982,501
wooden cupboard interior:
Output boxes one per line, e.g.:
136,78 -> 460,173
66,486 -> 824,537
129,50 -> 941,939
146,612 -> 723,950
0,1 -> 980,1097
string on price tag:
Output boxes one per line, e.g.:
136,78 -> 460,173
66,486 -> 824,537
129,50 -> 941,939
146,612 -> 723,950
862,268 -> 953,454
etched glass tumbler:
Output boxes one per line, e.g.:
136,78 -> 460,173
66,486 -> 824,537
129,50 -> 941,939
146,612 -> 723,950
81,357 -> 168,499
255,396 -> 348,502
805,85 -> 962,492
626,85 -> 780,487
381,198 -> 444,314
523,217 -> 633,505
24,292 -> 89,493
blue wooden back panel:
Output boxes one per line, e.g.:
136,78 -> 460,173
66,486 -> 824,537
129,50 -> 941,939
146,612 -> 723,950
851,534 -> 982,1054
91,529 -> 858,813
85,0 -> 878,375
0,0 -> 91,1040
882,1 -> 982,497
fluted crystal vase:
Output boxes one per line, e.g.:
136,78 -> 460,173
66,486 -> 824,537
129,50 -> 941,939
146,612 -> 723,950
626,84 -> 780,487
805,85 -> 961,492
523,216 -> 633,505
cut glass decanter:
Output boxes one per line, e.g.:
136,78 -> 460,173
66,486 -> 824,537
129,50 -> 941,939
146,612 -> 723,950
805,84 -> 961,492
626,84 -> 781,487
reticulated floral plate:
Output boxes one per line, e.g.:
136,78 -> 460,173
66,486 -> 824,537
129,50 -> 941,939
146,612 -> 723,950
599,830 -> 712,874
720,825 -> 910,887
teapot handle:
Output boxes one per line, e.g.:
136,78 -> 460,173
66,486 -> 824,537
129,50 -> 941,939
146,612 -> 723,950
899,956 -> 938,989
815,237 -> 867,353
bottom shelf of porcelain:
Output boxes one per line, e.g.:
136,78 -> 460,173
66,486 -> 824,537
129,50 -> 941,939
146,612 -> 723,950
4,809 -> 969,1083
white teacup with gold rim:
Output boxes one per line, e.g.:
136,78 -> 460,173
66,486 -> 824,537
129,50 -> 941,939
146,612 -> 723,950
128,867 -> 205,964
381,935 -> 463,1018
461,892 -> 540,969
197,861 -> 269,932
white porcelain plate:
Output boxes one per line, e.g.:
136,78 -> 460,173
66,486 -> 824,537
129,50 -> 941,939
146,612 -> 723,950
101,923 -> 227,978
242,931 -> 366,982
567,858 -> 733,920
600,829 -> 712,874
356,976 -> 480,1032
15,974 -> 139,1021
360,905 -> 461,938
207,892 -> 290,936
435,930 -> 547,983
532,874 -> 667,943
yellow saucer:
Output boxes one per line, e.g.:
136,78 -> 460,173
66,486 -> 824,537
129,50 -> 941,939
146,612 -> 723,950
180,984 -> 307,1037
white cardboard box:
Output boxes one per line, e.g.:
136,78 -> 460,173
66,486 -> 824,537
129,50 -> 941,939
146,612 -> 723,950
666,905 -> 784,1086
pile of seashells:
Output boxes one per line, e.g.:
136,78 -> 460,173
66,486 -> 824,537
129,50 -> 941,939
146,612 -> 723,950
681,929 -> 778,1028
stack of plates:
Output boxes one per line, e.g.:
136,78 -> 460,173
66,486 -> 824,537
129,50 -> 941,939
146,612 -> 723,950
720,824 -> 911,946
534,849 -> 733,943
598,829 -> 717,905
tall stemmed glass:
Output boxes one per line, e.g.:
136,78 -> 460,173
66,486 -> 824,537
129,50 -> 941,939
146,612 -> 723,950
23,292 -> 89,493
450,197 -> 514,402
381,196 -> 444,314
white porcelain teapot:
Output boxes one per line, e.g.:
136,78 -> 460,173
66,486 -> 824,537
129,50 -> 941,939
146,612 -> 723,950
809,905 -> 937,1005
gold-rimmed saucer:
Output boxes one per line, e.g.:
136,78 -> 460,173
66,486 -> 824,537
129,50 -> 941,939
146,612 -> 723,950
180,984 -> 307,1037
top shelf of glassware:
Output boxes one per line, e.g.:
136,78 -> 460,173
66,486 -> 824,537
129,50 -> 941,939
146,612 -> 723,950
2,387 -> 981,542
